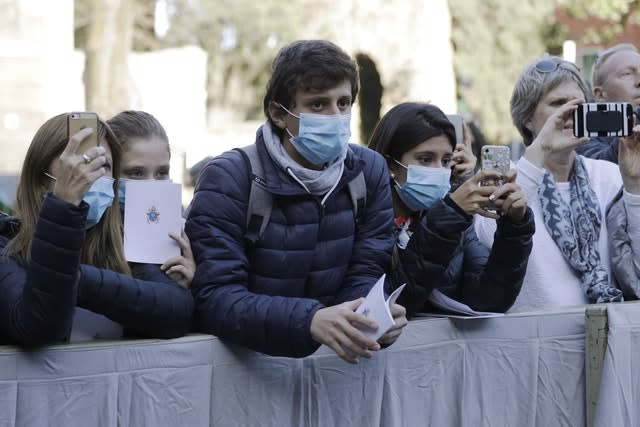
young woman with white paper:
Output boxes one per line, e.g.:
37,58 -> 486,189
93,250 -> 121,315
108,110 -> 195,288
0,113 -> 193,346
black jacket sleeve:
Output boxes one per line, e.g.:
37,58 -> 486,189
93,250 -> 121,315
77,262 -> 194,339
0,195 -> 85,346
390,196 -> 472,318
449,207 -> 535,311
389,196 -> 534,317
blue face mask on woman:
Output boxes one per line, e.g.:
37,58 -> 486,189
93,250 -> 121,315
84,176 -> 115,229
394,162 -> 451,212
279,104 -> 351,165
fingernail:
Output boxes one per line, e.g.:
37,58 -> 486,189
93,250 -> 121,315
489,194 -> 496,201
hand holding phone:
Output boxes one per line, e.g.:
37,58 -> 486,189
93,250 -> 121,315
54,122 -> 107,206
479,145 -> 510,216
481,145 -> 510,186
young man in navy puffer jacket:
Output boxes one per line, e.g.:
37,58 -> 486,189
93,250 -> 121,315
186,40 -> 407,363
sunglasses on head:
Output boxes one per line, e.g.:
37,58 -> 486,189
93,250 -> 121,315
534,58 -> 580,73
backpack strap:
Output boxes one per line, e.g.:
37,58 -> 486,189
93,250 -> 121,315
235,145 -> 366,240
347,170 -> 366,224
234,145 -> 273,244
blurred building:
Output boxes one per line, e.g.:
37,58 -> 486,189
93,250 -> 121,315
0,0 -> 83,175
0,0 -> 208,207
0,0 -> 458,208
338,0 -> 457,115
556,9 -> 640,86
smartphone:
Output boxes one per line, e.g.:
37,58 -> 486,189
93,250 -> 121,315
573,102 -> 633,138
446,114 -> 464,147
68,112 -> 99,155
481,145 -> 510,186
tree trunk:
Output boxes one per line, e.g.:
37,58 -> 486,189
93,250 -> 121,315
84,0 -> 134,117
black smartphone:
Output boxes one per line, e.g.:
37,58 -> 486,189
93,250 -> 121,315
573,102 -> 633,138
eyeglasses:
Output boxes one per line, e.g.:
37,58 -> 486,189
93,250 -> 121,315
534,58 -> 580,74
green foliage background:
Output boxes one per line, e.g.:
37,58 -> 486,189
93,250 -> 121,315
449,0 -> 557,145
72,0 -> 640,145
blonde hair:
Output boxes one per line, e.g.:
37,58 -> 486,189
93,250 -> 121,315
107,110 -> 171,157
3,113 -> 131,275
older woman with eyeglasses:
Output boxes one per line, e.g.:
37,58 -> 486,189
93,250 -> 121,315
474,56 -> 640,311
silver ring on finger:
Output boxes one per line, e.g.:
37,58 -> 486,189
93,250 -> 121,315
82,154 -> 92,164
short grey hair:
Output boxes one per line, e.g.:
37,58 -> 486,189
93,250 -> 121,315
510,56 -> 589,146
591,43 -> 639,88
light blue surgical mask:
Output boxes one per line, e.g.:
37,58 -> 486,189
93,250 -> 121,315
394,162 -> 451,212
84,176 -> 115,229
279,104 -> 350,165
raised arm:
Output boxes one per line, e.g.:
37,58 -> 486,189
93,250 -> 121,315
394,196 -> 473,318
458,207 -> 534,311
457,170 -> 535,311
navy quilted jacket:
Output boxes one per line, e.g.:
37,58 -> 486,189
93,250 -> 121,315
186,127 -> 394,357
0,194 -> 193,346
388,195 -> 535,318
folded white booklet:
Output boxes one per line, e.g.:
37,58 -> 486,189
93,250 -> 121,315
355,274 -> 406,341
425,289 -> 504,318
123,180 -> 182,264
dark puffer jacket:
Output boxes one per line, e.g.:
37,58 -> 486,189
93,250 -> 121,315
0,194 -> 193,347
186,128 -> 394,357
388,195 -> 535,318
607,189 -> 640,299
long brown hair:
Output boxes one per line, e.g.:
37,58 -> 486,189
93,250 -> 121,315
3,113 -> 131,275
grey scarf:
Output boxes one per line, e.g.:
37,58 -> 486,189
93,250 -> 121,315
538,155 -> 623,303
261,122 -> 346,197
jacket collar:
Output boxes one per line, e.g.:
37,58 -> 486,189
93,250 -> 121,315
254,128 -> 365,196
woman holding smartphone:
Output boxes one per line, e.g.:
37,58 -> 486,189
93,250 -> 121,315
474,56 -> 640,310
0,113 -> 193,346
368,102 -> 535,317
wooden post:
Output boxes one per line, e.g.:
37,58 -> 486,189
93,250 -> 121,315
585,305 -> 608,427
